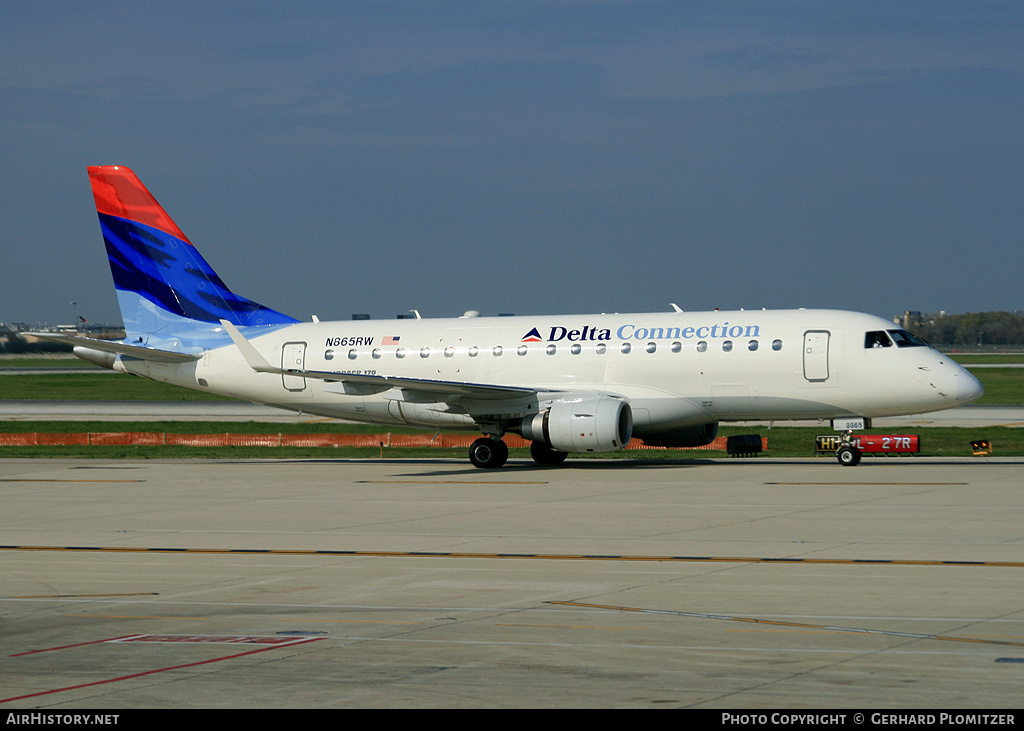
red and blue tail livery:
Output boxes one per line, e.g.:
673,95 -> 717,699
88,165 -> 297,338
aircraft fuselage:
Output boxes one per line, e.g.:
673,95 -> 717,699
112,308 -> 981,439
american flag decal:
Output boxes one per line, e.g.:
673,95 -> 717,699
383,336 -> 400,345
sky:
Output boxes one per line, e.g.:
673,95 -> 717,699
2,1 -> 1022,327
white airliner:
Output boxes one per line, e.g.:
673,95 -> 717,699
34,166 -> 983,468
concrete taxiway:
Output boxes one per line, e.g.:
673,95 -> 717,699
2,456 -> 1023,708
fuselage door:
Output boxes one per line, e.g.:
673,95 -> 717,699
803,330 -> 830,382
281,342 -> 307,391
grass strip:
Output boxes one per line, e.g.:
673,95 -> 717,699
0,374 -> 234,401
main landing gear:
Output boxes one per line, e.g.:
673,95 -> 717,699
468,437 -> 570,468
468,437 -> 508,469
529,440 -> 568,466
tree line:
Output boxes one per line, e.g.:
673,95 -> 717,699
905,311 -> 1024,347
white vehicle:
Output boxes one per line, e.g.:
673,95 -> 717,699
37,166 -> 984,468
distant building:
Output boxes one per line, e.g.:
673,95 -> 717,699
895,310 -> 924,328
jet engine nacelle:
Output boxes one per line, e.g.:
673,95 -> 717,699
521,394 -> 633,453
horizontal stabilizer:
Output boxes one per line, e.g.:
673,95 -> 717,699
220,320 -> 534,400
25,332 -> 201,363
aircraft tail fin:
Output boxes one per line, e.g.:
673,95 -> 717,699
88,165 -> 298,339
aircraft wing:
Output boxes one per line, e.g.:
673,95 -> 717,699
221,320 -> 535,400
24,332 -> 201,363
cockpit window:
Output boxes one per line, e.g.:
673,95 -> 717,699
865,331 -> 892,348
887,329 -> 928,348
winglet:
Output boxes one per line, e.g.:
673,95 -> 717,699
220,320 -> 281,374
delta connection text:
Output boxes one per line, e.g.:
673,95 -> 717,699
721,713 -> 1015,726
531,321 -> 762,343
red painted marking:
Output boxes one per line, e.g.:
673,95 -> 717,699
10,634 -> 143,657
1,635 -> 322,704
112,634 -> 305,645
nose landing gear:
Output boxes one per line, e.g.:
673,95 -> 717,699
836,430 -> 862,466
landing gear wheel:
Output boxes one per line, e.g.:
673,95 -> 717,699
836,445 -> 862,466
530,441 -> 568,466
469,437 -> 508,469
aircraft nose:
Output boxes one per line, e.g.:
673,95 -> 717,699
957,367 -> 984,405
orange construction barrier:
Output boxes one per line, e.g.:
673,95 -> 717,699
0,432 -> 764,451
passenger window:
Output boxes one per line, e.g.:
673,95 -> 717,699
468,346 -> 479,357
420,347 -> 430,358
546,344 -> 557,355
444,346 -> 454,358
396,348 -> 406,359
645,342 -> 657,353
697,341 -> 708,352
620,342 -> 632,354
865,331 -> 892,348
595,343 -> 607,355
570,343 -> 581,355
492,345 -> 503,357
748,340 -> 758,351
671,342 -> 682,353
372,348 -> 382,359
772,339 -> 783,351
722,340 -> 733,352
517,345 -> 528,356
325,349 -> 335,361
348,349 -> 358,360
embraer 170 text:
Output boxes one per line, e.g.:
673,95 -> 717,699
34,166 -> 983,468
